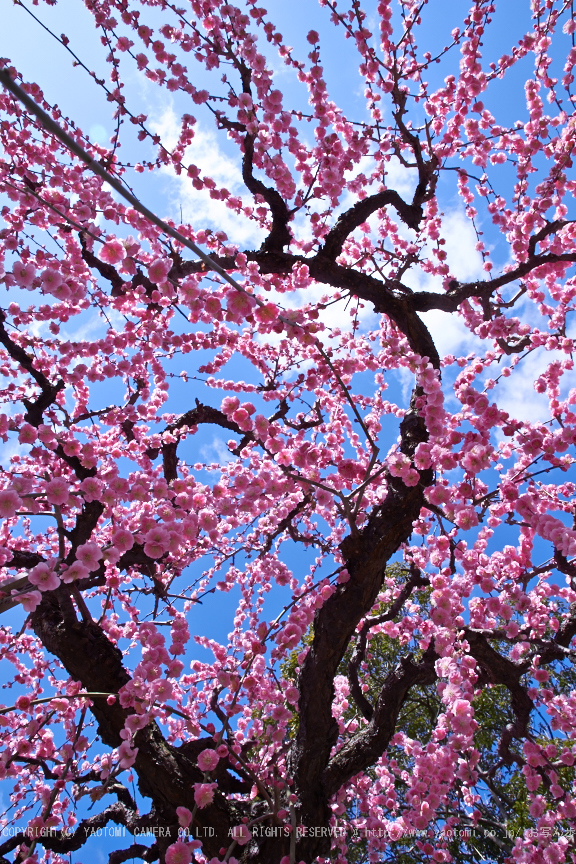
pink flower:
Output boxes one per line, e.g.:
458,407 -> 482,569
111,528 -> 134,553
165,841 -> 192,864
387,821 -> 404,841
12,261 -> 36,288
307,29 -> 320,43
61,561 -> 90,584
454,507 -> 479,530
486,596 -> 501,615
117,740 -> 138,769
254,302 -> 278,324
29,563 -> 61,592
40,268 -> 63,291
148,258 -> 171,284
226,290 -> 255,321
18,423 -> 37,445
76,542 -> 103,572
426,485 -> 450,506
285,686 -> 299,705
461,444 -> 491,474
144,525 -> 169,559
79,477 -> 103,502
198,509 -> 218,532
116,36 -> 133,51
0,490 -> 23,519
197,748 -> 220,772
45,477 -> 70,506
13,590 -> 42,612
238,93 -> 253,110
232,408 -> 252,431
387,452 -> 411,477
231,824 -> 251,845
450,699 -> 475,734
151,679 -> 173,701
193,782 -> 216,809
221,396 -> 240,416
99,239 -> 126,265
176,806 -> 193,829
403,468 -> 420,487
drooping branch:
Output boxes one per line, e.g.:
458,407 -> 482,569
29,592 -> 237,858
171,223 -> 576,370
324,642 -> 437,797
0,310 -> 64,427
464,629 -> 533,765
149,400 -> 293,482
321,190 -> 423,261
0,68 -> 248,297
150,402 -> 246,482
390,81 -> 439,209
242,132 -> 292,253
411,251 -> 576,314
348,567 -> 430,721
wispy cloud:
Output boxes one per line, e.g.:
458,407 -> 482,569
413,208 -> 487,359
200,436 -> 234,468
149,107 -> 265,248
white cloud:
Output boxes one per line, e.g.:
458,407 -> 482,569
407,207 -> 487,359
149,107 -> 265,249
492,346 -> 564,425
419,308 -> 484,359
200,436 -> 234,468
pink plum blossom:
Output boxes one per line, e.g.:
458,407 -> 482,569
165,841 -> 192,864
13,590 -> 42,612
76,542 -> 103,571
61,561 -> 90,584
193,783 -> 216,808
99,239 -> 126,265
40,268 -> 63,291
18,424 -> 37,445
231,824 -> 251,845
143,525 -> 169,558
2,5 -> 576,859
176,806 -> 192,828
0,490 -> 23,518
12,261 -> 36,288
197,748 -> 220,772
44,477 -> 70,506
148,258 -> 171,284
111,528 -> 134,553
28,564 -> 60,592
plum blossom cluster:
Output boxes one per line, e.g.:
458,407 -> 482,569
0,0 -> 576,862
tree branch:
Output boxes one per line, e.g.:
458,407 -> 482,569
324,641 -> 437,797
0,310 -> 64,427
242,133 -> 291,253
347,567 -> 430,721
29,593 -> 237,858
285,396 -> 432,861
464,629 -> 532,766
321,190 -> 423,261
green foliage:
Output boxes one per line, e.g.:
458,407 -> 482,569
285,566 -> 576,864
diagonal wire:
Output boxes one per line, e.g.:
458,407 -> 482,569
0,68 -> 247,294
